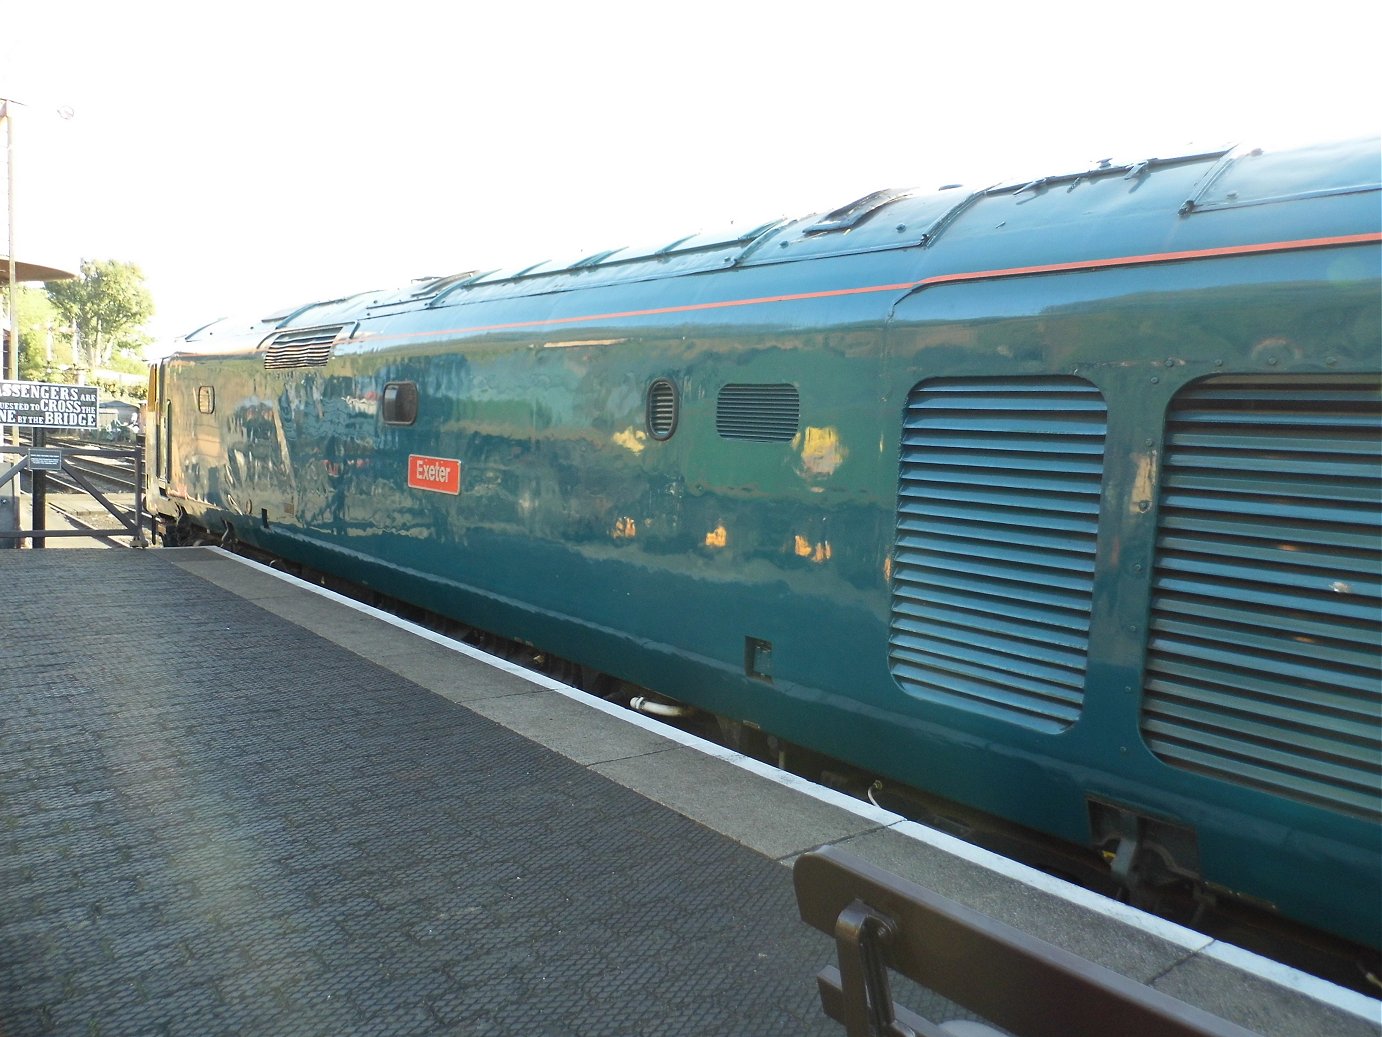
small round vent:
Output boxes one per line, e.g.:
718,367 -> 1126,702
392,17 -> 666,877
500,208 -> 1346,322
646,379 -> 679,440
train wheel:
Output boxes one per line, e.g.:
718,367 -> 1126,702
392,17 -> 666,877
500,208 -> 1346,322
161,509 -> 196,547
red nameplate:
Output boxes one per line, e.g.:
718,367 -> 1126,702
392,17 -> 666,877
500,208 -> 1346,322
408,454 -> 462,495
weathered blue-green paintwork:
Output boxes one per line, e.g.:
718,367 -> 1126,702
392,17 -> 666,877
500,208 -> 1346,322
149,137 -> 1382,948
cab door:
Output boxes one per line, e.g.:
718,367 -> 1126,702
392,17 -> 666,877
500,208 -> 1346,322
147,360 -> 171,489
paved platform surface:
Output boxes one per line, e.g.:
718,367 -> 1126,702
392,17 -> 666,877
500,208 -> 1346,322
0,549 -> 842,1036
1,548 -> 1378,1037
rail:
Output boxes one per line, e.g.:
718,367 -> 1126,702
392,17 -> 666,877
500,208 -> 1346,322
793,846 -> 1258,1037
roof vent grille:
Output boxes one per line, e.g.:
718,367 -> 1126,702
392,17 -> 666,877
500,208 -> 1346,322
263,325 -> 347,369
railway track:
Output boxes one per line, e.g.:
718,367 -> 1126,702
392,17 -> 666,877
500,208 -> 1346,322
18,431 -> 140,495
44,498 -> 141,547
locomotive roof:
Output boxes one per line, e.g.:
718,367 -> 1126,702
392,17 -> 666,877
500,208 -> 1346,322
181,135 -> 1380,347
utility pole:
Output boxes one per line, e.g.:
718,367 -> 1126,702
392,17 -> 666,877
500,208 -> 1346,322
2,98 -> 17,454
3,98 -> 17,378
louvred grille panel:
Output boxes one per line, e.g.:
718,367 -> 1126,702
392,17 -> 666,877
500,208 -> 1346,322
1142,376 -> 1382,822
716,384 -> 800,442
648,380 -> 678,439
890,378 -> 1107,731
263,325 -> 346,370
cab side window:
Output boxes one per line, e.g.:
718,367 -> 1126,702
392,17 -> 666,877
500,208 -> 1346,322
382,382 -> 418,426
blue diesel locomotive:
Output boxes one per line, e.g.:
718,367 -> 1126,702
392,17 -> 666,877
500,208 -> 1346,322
147,136 -> 1382,953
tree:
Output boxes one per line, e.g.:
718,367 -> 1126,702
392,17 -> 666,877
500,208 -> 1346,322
15,285 -> 69,381
45,259 -> 154,371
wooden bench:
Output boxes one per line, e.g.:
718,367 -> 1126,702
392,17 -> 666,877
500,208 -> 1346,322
793,845 -> 1259,1037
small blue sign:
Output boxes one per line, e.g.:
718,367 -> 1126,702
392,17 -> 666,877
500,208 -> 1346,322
27,448 -> 64,472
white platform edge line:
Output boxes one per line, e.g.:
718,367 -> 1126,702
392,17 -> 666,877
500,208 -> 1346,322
208,547 -> 1382,1023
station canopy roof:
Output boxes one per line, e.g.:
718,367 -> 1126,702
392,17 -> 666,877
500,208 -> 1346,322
1,256 -> 76,284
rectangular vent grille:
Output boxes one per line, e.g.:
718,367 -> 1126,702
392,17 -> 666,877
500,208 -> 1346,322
890,378 -> 1108,731
263,325 -> 346,370
1142,376 -> 1381,822
716,383 -> 800,442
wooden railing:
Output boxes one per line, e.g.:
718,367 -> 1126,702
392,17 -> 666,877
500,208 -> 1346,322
793,846 -> 1258,1037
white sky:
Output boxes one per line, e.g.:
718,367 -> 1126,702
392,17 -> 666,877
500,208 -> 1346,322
3,0 -> 1379,355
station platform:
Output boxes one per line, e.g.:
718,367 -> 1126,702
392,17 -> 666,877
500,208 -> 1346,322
1,547 -> 1377,1036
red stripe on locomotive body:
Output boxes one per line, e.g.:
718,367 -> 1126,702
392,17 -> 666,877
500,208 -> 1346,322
354,231 -> 1382,346
916,231 -> 1382,287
